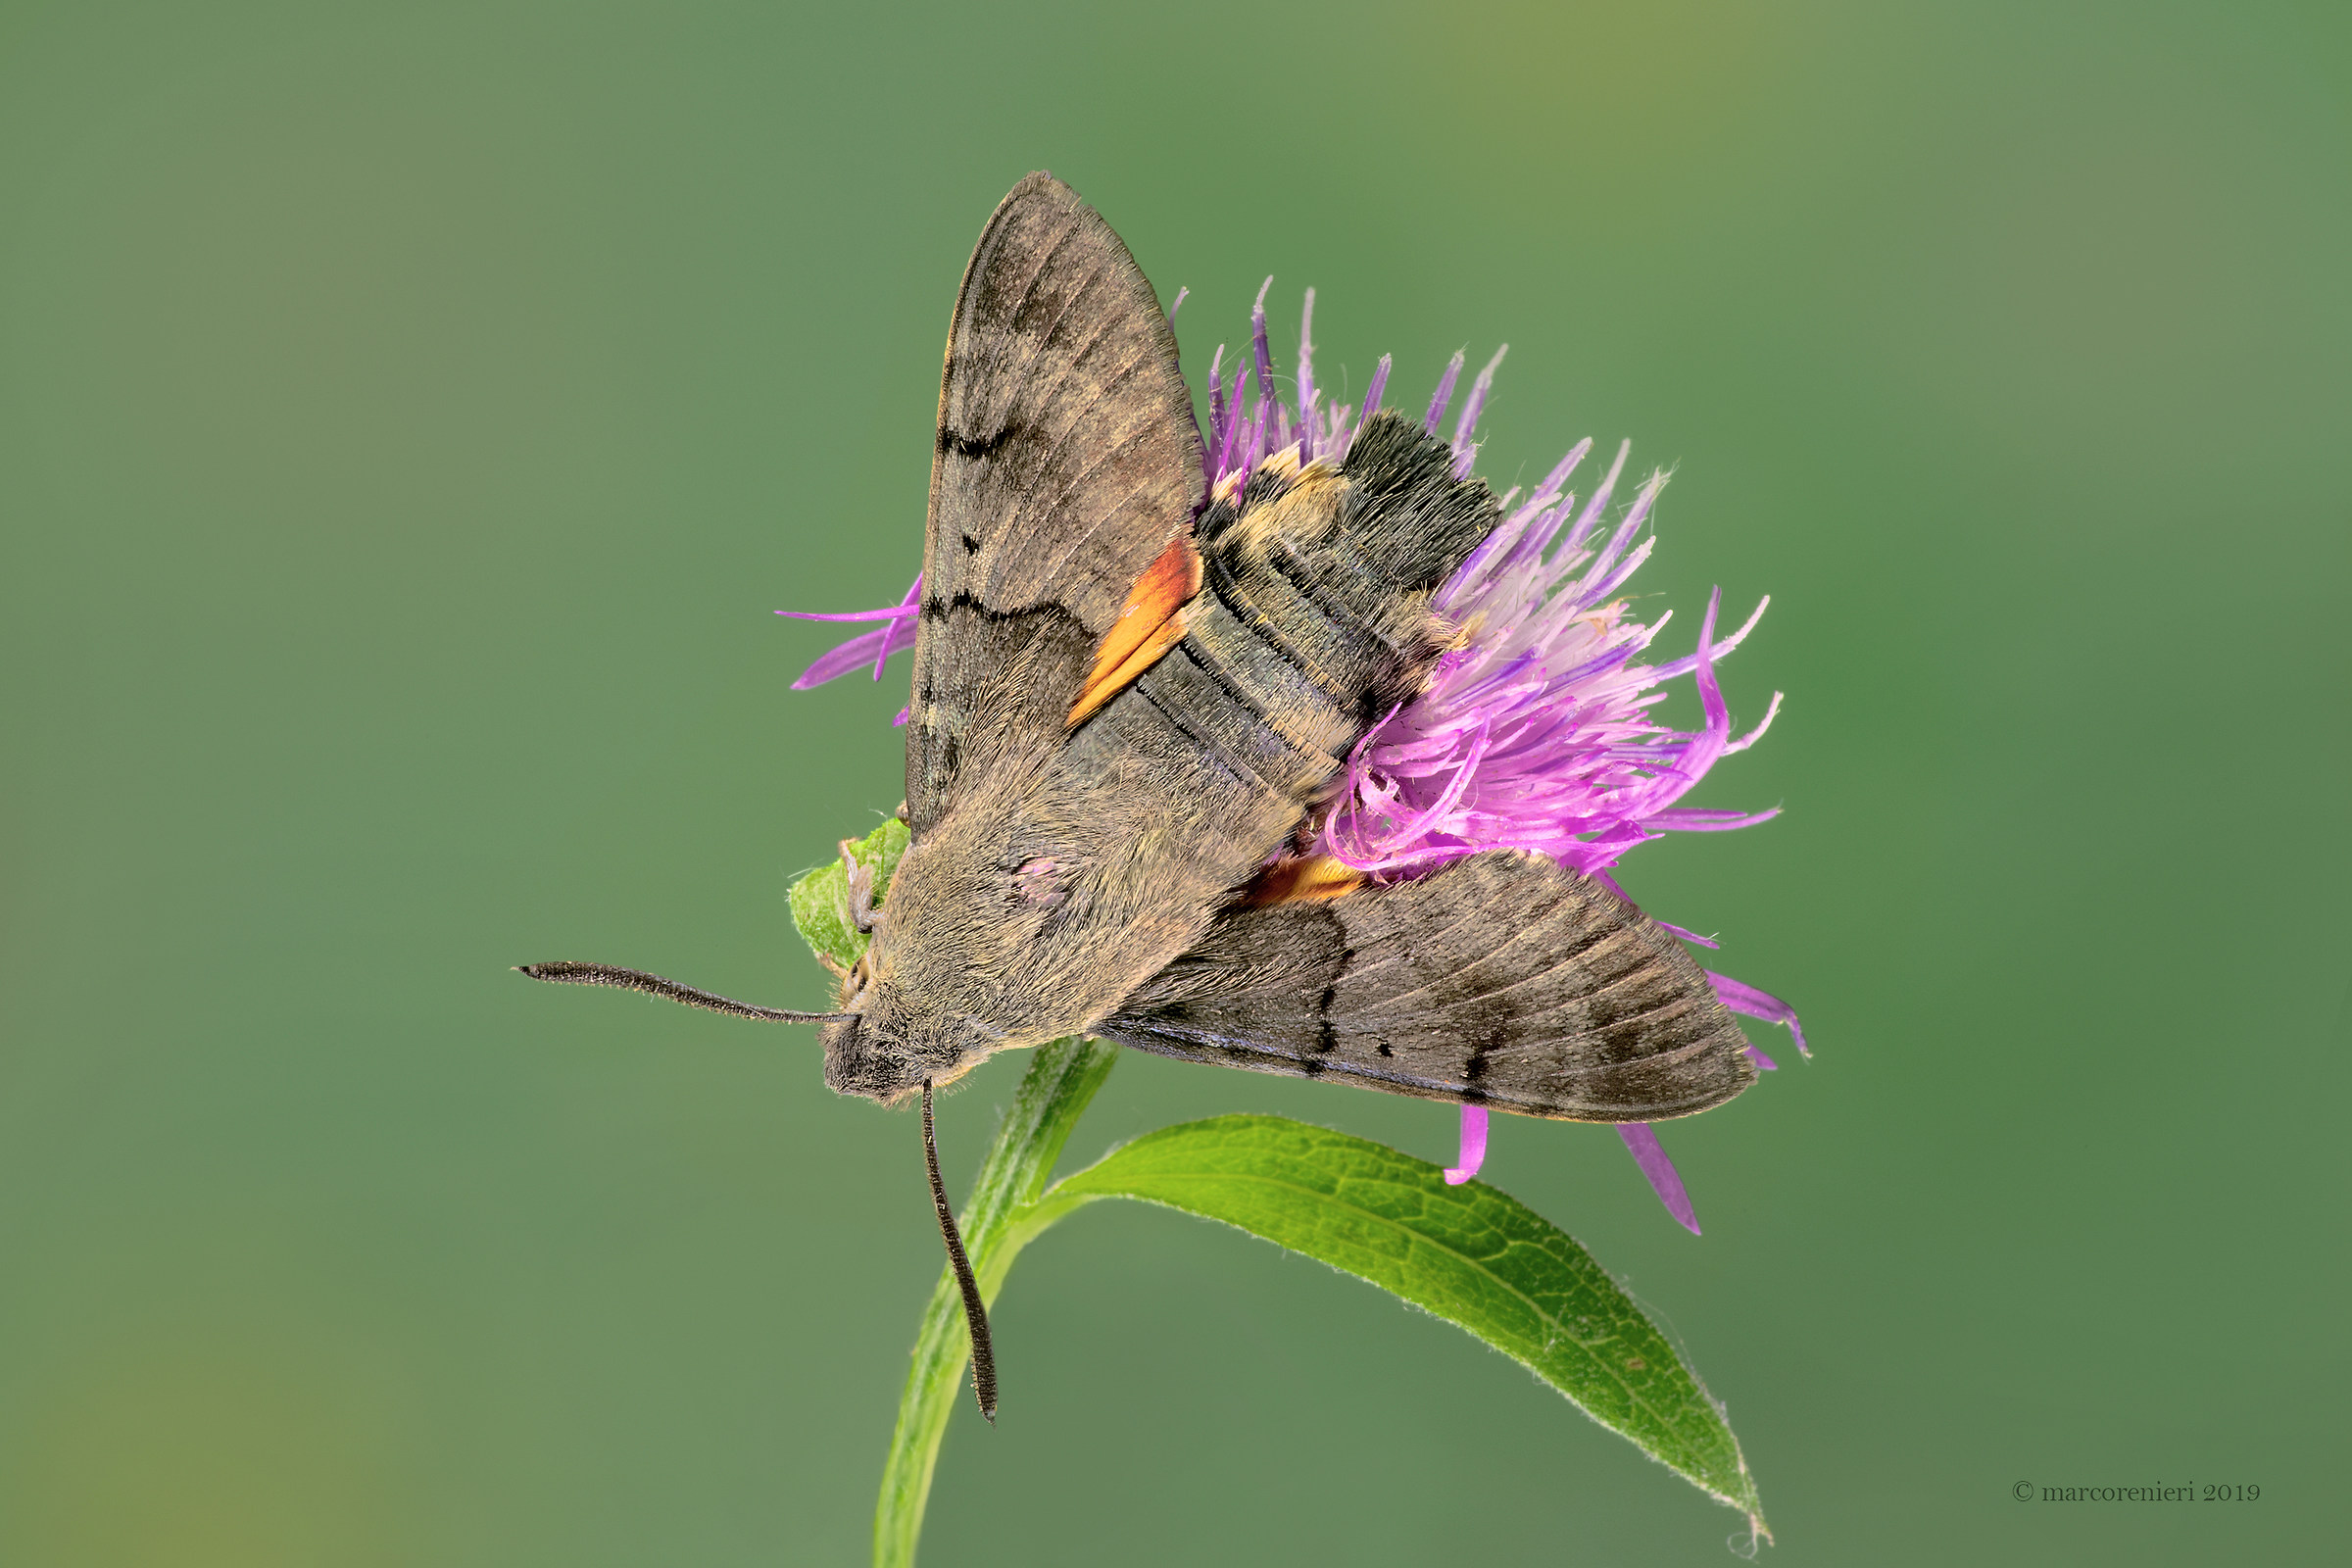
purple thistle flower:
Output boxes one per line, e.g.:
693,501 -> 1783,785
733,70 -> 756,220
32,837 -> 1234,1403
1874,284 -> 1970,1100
784,285 -> 1804,1232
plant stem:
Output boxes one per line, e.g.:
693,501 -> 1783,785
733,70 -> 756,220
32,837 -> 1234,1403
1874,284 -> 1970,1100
872,1037 -> 1120,1568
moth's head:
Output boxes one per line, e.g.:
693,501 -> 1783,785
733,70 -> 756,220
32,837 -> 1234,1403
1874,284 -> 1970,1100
818,1015 -> 1002,1104
815,828 -> 1090,1103
819,1011 -> 920,1105
818,946 -> 999,1105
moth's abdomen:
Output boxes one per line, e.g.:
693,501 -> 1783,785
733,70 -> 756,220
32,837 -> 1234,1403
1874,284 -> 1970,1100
1049,414 -> 1504,941
1075,411 -> 1501,822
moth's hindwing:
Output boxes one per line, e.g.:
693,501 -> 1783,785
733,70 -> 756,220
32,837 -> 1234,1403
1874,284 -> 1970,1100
1100,850 -> 1759,1123
906,172 -> 1206,836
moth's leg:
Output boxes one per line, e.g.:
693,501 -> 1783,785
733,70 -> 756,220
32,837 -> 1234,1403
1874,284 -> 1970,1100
841,839 -> 880,934
895,799 -> 910,824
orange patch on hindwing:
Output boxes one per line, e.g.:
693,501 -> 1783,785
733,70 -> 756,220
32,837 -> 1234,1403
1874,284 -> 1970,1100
1242,855 -> 1368,906
1067,533 -> 1203,726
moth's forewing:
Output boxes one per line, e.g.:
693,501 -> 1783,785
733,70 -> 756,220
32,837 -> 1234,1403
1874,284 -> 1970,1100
904,172 -> 1206,835
1101,849 -> 1758,1123
828,172 -> 1209,1100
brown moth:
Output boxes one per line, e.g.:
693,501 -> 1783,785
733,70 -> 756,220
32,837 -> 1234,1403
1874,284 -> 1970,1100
521,173 -> 1756,1419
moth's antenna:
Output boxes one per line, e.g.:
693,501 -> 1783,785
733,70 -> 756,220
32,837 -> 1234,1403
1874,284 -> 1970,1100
514,962 -> 852,1023
923,1080 -> 997,1424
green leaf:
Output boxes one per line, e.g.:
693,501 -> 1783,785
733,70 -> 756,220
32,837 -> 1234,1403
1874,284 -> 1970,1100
1028,1114 -> 1768,1536
788,815 -> 908,971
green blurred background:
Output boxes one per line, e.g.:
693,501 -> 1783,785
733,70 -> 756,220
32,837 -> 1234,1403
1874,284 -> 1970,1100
3,1 -> 2344,1563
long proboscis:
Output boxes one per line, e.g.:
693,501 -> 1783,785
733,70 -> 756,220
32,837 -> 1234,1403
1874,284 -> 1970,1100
514,961 -> 852,1023
924,1081 -> 998,1424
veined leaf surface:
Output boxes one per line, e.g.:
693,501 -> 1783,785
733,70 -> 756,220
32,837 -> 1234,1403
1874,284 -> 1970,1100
1032,1114 -> 1767,1534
